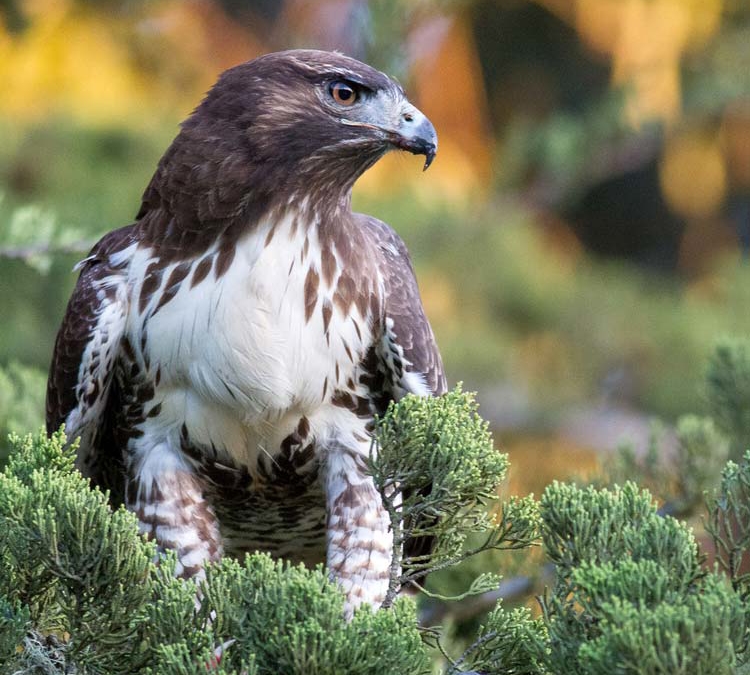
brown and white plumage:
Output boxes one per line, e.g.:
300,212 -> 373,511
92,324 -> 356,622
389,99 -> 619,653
47,49 -> 445,615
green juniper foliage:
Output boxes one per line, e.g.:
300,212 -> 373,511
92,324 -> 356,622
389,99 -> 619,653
707,449 -> 750,604
537,482 -> 745,674
706,338 -> 750,462
5,350 -> 750,673
605,415 -> 729,519
368,386 -> 539,607
458,481 -> 747,675
603,354 -> 737,521
2,391 -> 516,674
0,388 -> 522,674
0,430 -> 157,674
0,196 -> 88,275
138,554 -> 432,675
452,605 -> 548,675
0,597 -> 30,667
0,430 -> 435,675
672,414 -> 729,513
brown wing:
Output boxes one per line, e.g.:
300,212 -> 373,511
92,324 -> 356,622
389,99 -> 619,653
46,226 -> 134,479
358,214 -> 447,568
359,214 -> 447,397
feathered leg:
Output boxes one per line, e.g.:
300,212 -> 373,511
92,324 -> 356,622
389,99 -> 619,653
127,442 -> 223,579
325,441 -> 393,618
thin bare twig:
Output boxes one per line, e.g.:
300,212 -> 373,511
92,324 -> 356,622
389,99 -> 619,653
419,575 -> 535,626
0,240 -> 94,261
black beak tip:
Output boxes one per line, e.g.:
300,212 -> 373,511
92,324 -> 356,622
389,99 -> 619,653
390,126 -> 437,170
423,144 -> 436,171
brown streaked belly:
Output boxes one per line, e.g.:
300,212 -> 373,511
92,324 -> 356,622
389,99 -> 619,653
206,480 -> 327,567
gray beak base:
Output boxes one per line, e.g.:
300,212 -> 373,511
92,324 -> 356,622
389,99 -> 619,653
340,99 -> 438,170
393,114 -> 438,171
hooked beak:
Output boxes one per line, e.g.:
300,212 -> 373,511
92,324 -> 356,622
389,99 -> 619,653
341,102 -> 438,171
389,105 -> 438,171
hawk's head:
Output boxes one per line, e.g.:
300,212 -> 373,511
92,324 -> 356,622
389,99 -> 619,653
178,50 -> 437,202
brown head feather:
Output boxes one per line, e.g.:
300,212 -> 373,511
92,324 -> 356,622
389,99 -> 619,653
135,50 -> 433,261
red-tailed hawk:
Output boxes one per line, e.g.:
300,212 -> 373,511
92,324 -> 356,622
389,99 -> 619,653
46,49 -> 445,615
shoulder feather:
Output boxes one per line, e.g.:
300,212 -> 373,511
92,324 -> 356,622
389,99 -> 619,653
357,214 -> 447,397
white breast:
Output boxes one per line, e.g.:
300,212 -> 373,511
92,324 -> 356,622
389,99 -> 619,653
123,212 -> 375,469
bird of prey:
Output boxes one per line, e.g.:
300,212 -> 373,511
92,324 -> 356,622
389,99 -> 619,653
47,49 -> 446,615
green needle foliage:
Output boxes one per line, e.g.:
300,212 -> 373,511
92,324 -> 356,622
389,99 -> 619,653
368,385 -> 540,606
0,430 -> 437,674
0,597 -> 30,667
453,605 -> 548,675
139,554 -> 430,675
0,390 -> 519,675
706,338 -> 750,462
707,450 -> 750,605
539,482 -> 745,674
0,430 -> 157,673
0,429 -> 435,675
6,356 -> 750,674
672,414 -> 729,513
459,482 -> 747,675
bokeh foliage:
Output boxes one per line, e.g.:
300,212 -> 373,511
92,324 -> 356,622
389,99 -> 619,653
1,0 -> 749,427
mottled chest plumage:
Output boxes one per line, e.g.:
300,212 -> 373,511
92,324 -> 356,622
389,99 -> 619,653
101,211 -> 388,564
115,210 -> 382,490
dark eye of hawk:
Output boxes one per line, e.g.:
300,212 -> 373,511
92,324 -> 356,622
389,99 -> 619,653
328,80 -> 359,106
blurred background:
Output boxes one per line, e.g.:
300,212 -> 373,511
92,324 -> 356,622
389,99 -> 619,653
0,0 -> 749,651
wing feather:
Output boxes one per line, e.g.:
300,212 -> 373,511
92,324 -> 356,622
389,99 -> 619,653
359,215 -> 446,397
46,226 -> 134,477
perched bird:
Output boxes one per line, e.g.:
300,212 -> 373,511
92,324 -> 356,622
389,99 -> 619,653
46,49 -> 445,614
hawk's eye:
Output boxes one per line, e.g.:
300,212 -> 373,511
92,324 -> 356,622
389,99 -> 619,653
329,81 -> 358,106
